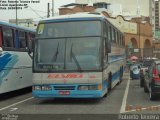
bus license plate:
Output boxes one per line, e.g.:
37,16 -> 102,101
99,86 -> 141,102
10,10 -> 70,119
59,91 -> 70,95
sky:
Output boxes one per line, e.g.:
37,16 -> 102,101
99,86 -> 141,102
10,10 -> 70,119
0,0 -> 75,22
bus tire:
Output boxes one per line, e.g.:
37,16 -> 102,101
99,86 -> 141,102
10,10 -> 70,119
103,93 -> 107,98
108,74 -> 112,92
119,67 -> 123,83
122,66 -> 124,77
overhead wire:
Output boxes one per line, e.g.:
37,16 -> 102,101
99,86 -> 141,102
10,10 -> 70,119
24,6 -> 44,19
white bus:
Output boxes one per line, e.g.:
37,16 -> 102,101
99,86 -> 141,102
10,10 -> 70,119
32,13 -> 125,98
0,21 -> 35,94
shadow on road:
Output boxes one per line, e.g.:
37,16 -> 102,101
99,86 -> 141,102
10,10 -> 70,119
38,97 -> 103,105
0,87 -> 32,101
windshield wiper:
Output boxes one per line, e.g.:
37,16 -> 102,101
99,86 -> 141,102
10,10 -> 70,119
70,43 -> 82,72
52,42 -> 59,62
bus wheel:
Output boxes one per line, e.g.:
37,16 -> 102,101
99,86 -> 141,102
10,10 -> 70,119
118,68 -> 122,84
121,66 -> 124,77
103,93 -> 108,98
108,74 -> 112,92
120,67 -> 123,82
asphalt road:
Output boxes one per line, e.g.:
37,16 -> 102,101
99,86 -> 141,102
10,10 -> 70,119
0,72 -> 160,120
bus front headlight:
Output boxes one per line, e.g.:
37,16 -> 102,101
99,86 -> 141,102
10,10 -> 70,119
78,86 -> 89,90
41,86 -> 52,91
33,86 -> 41,91
78,85 -> 98,90
88,85 -> 97,90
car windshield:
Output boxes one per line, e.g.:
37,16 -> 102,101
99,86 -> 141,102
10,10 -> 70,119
143,60 -> 152,67
131,65 -> 138,70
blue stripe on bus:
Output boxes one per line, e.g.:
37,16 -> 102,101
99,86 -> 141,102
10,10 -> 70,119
33,83 -> 104,98
102,70 -> 120,90
0,52 -> 18,85
111,71 -> 120,82
33,90 -> 104,98
102,80 -> 108,91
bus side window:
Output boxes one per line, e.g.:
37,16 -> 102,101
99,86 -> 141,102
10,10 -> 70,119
115,30 -> 117,44
109,26 -> 112,42
103,22 -> 107,38
0,27 -> 2,47
120,34 -> 122,46
3,27 -> 14,48
117,32 -> 120,45
25,32 -> 28,48
19,31 -> 26,48
122,36 -> 124,46
112,28 -> 115,43
29,33 -> 35,50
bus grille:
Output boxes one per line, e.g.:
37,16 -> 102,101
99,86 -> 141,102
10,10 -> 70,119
54,86 -> 75,90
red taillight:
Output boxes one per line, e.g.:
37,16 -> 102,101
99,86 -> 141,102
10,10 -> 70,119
152,69 -> 160,80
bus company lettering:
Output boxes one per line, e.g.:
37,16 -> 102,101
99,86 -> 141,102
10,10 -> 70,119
48,74 -> 83,79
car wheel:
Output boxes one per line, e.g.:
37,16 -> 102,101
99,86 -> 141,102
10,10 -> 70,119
149,87 -> 156,101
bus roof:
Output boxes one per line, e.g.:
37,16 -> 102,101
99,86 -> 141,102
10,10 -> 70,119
39,13 -> 107,23
0,21 -> 36,33
38,13 -> 124,34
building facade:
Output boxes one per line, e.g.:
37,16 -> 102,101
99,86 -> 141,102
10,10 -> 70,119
59,5 -> 152,48
76,0 -> 160,40
76,0 -> 150,16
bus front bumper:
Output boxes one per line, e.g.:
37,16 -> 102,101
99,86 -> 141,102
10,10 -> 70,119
32,90 -> 105,98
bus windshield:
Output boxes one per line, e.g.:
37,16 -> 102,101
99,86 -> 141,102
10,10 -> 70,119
36,21 -> 101,38
34,37 -> 101,71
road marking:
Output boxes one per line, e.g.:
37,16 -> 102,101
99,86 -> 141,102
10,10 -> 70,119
10,108 -> 18,112
0,97 -> 33,111
124,104 -> 160,113
120,77 -> 130,113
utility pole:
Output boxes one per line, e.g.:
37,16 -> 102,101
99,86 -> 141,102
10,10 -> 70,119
16,0 -> 18,25
52,0 -> 54,17
47,3 -> 50,18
